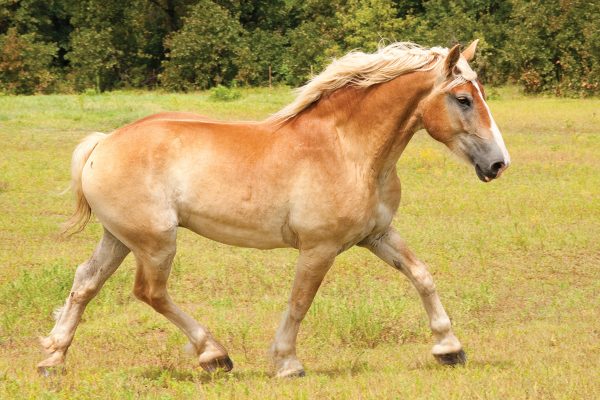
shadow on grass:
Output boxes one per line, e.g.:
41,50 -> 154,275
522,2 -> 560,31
139,366 -> 270,383
308,361 -> 370,378
310,358 -> 514,377
138,363 -> 372,383
409,358 -> 515,371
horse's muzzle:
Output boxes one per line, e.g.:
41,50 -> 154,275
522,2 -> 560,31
475,160 -> 507,182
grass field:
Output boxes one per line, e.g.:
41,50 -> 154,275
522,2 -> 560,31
0,87 -> 599,399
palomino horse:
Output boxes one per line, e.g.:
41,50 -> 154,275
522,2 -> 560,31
38,40 -> 510,377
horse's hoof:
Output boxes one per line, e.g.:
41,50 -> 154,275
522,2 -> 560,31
37,365 -> 65,377
434,349 -> 467,366
276,368 -> 306,378
273,356 -> 305,378
200,355 -> 234,373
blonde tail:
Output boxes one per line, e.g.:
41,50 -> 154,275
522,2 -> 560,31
61,132 -> 107,237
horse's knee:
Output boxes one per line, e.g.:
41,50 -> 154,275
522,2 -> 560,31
412,266 -> 436,295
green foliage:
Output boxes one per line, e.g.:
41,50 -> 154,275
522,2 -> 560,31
215,0 -> 295,31
66,0 -> 162,92
388,0 -> 514,85
0,0 -> 599,95
0,27 -> 57,94
336,0 -> 402,51
209,84 -> 241,101
67,28 -> 122,92
281,0 -> 344,86
235,29 -> 287,86
0,0 -> 72,54
160,0 -> 245,91
507,0 -> 600,95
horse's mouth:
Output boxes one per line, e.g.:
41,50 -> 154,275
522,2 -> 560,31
475,164 -> 493,182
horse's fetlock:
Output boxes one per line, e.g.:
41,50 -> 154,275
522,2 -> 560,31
431,317 -> 451,334
183,341 -> 199,356
40,334 -> 69,354
271,342 -> 294,359
39,335 -> 56,352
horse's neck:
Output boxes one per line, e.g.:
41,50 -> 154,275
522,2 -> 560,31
321,72 -> 436,179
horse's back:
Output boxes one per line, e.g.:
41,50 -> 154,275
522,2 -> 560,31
128,111 -> 214,125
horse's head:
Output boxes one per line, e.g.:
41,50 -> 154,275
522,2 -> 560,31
420,40 -> 510,182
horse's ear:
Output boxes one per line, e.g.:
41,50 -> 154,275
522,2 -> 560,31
462,39 -> 479,62
445,44 -> 461,77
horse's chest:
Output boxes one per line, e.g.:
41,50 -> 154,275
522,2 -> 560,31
372,199 -> 396,229
366,175 -> 401,234
333,186 -> 399,243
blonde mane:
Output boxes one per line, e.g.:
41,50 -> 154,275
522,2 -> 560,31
268,42 -> 474,123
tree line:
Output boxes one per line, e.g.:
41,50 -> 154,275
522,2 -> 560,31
0,0 -> 598,95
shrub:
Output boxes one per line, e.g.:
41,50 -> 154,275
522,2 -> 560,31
66,28 -> 121,92
507,0 -> 600,96
160,0 -> 246,91
209,84 -> 241,101
0,28 -> 57,94
235,29 -> 288,86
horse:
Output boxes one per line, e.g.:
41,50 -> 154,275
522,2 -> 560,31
38,40 -> 510,378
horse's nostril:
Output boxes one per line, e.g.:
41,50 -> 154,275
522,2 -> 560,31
491,161 -> 505,174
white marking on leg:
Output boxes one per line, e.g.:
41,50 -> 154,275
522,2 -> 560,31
471,80 -> 511,165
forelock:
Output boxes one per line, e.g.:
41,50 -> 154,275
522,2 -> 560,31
444,57 -> 477,90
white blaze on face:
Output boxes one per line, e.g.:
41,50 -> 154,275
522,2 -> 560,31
471,80 -> 511,165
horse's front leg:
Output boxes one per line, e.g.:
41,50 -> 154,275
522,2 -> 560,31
271,246 -> 336,377
361,227 -> 465,365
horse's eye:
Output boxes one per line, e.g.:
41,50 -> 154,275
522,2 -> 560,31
456,96 -> 471,107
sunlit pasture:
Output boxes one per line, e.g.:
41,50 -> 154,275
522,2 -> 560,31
0,87 -> 598,398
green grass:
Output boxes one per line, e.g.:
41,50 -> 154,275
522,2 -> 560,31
0,87 -> 599,399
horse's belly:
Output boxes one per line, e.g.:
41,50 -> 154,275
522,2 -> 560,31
181,207 -> 290,249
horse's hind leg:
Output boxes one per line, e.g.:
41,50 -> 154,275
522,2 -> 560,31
38,228 -> 130,375
131,230 -> 232,373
